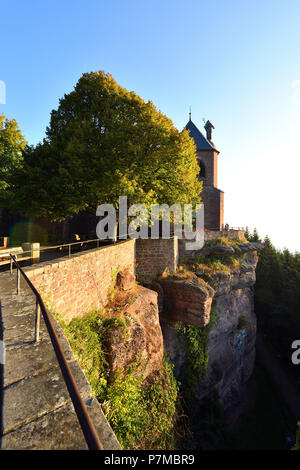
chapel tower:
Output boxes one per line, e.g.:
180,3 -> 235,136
185,116 -> 224,230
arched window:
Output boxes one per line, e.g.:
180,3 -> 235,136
198,160 -> 206,178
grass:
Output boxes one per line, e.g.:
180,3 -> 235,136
205,236 -> 248,247
56,306 -> 179,450
177,305 -> 218,403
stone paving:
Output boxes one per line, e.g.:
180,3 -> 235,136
0,270 -> 121,450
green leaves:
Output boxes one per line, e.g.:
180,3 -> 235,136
13,71 -> 201,221
58,308 -> 179,450
0,114 -> 27,199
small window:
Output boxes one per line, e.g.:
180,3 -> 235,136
199,160 -> 206,178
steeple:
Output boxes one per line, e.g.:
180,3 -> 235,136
183,113 -> 224,231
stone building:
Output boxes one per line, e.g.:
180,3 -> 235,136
185,116 -> 224,230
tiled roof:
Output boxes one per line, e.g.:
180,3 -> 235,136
185,119 -> 216,151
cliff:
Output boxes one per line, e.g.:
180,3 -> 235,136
154,241 -> 262,413
54,240 -> 262,449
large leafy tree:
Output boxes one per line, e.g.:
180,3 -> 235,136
0,114 -> 27,202
13,71 -> 202,221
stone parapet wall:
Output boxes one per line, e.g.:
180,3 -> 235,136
24,239 -> 135,321
135,238 -> 178,277
204,229 -> 245,241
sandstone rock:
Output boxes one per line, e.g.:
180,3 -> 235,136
210,244 -> 235,255
158,278 -> 215,328
203,251 -> 258,295
199,241 -> 263,258
106,287 -> 164,381
161,249 -> 259,414
200,287 -> 257,409
236,242 -> 263,253
143,280 -> 164,313
116,269 -> 136,291
205,270 -> 231,296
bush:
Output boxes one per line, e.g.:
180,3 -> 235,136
57,310 -> 179,450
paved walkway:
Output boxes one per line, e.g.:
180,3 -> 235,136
0,270 -> 121,450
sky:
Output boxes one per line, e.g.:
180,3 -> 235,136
0,0 -> 300,252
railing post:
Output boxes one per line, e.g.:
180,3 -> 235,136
97,239 -> 99,248
17,267 -> 20,295
35,298 -> 41,343
10,256 -> 13,274
69,244 -> 71,257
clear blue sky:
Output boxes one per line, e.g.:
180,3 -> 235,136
1,0 -> 300,252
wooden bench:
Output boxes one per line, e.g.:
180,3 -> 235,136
0,247 -> 32,266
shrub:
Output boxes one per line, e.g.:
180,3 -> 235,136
57,310 -> 179,450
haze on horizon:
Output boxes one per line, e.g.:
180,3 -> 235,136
0,0 -> 299,252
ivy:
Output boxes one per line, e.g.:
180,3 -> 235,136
57,310 -> 179,450
178,304 -> 218,403
106,357 -> 179,450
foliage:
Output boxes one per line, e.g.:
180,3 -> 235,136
247,227 -> 261,242
106,357 -> 179,450
57,309 -> 179,450
178,305 -> 217,403
204,236 -> 246,248
60,311 -> 114,401
291,422 -> 300,450
182,254 -> 235,278
184,388 -> 226,449
248,229 -> 300,379
12,71 -> 202,221
0,114 -> 27,201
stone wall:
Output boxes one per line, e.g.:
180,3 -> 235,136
197,149 -> 219,188
24,239 -> 135,321
204,229 -> 245,242
201,186 -> 224,231
135,238 -> 178,277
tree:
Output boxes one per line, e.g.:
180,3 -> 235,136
13,71 -> 202,221
0,114 -> 27,201
254,229 -> 300,380
250,227 -> 261,242
244,226 -> 250,241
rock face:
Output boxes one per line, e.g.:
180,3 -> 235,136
198,286 -> 256,409
159,249 -> 259,411
106,286 -> 164,381
158,278 -> 215,328
116,269 -> 136,291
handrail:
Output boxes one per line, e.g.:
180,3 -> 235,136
9,254 -> 103,451
0,238 -> 107,271
36,238 -> 103,253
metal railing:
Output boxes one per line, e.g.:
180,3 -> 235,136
37,238 -> 104,257
0,238 -> 112,270
9,254 -> 103,450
